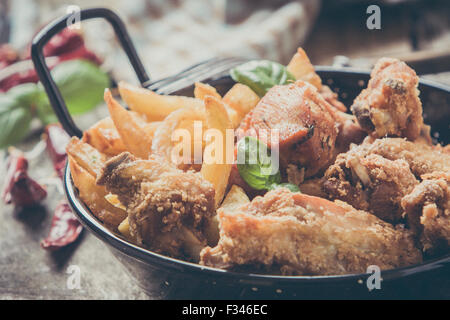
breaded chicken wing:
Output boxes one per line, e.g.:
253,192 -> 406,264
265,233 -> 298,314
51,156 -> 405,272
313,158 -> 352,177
351,58 -> 423,140
97,152 -> 215,260
323,143 -> 418,223
200,189 -> 421,275
402,172 -> 450,253
323,137 -> 450,222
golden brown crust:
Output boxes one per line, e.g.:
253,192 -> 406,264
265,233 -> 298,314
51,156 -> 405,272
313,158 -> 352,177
200,189 -> 422,275
97,152 -> 215,260
351,58 -> 423,140
402,172 -> 450,253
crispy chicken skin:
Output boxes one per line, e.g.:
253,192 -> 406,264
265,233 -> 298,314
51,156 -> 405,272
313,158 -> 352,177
351,58 -> 423,140
323,137 -> 450,222
358,137 -> 450,177
97,152 -> 215,260
238,80 -> 339,178
323,142 -> 419,223
402,172 -> 450,253
200,189 -> 422,275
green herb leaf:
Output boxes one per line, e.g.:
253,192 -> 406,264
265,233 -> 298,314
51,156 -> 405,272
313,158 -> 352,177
6,83 -> 42,107
230,60 -> 295,97
236,136 -> 281,190
0,95 -> 33,148
44,59 -> 110,115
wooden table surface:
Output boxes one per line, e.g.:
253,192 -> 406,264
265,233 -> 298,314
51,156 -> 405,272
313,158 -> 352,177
1,1 -> 449,300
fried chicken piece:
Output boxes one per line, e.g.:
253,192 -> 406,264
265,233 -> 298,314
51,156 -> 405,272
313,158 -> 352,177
237,80 -> 338,178
320,84 -> 347,112
323,137 -> 450,223
358,137 -> 450,177
323,144 -> 419,223
97,152 -> 215,260
200,189 -> 421,275
402,172 -> 450,254
351,58 -> 423,140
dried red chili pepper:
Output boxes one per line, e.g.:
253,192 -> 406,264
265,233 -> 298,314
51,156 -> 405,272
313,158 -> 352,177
41,201 -> 83,250
1,150 -> 47,207
1,29 -> 102,92
44,124 -> 71,179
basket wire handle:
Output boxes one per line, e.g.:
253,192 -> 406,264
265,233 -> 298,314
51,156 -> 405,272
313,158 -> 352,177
31,7 -> 150,138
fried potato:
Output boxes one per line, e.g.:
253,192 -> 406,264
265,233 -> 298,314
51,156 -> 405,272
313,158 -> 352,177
221,185 -> 250,211
82,117 -> 127,156
104,89 -> 152,159
118,81 -> 203,121
204,185 -> 250,245
287,47 -> 322,90
201,96 -> 233,207
69,156 -> 127,228
223,83 -> 260,121
66,137 -> 106,178
194,82 -> 221,100
151,105 -> 205,170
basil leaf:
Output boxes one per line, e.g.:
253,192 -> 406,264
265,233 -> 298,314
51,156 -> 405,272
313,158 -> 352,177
7,83 -> 42,107
267,183 -> 301,193
237,136 -> 281,190
46,59 -> 110,115
0,95 -> 33,148
230,60 -> 295,97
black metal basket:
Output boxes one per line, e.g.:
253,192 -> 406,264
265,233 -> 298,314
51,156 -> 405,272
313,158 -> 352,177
32,8 -> 450,299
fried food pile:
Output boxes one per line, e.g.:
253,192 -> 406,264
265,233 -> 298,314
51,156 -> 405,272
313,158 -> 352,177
67,47 -> 449,276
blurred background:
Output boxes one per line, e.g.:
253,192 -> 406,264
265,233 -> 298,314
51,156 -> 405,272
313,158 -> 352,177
1,0 -> 450,82
1,0 -> 449,299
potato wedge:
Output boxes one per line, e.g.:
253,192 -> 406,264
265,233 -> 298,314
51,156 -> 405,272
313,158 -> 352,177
194,82 -> 241,128
151,105 -> 205,169
66,137 -> 106,178
204,185 -> 250,245
118,217 -> 136,241
194,82 -> 222,100
69,156 -> 127,228
82,117 -> 127,156
118,81 -> 203,121
201,96 -> 233,207
287,47 -> 322,90
104,89 -> 152,159
220,185 -> 250,211
223,83 -> 260,121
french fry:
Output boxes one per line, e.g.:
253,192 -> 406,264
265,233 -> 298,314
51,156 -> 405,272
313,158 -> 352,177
194,82 -> 222,100
201,96 -> 233,207
194,82 -> 241,128
66,137 -> 106,178
151,106 -> 205,168
287,47 -> 322,90
223,83 -> 260,121
118,81 -> 203,121
69,156 -> 127,228
82,117 -> 127,156
118,217 -> 135,241
204,185 -> 250,245
104,89 -> 152,159
220,185 -> 250,211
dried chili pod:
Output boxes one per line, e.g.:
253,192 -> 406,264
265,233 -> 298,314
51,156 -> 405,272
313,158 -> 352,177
41,201 -> 83,250
44,124 -> 71,179
1,150 -> 47,207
